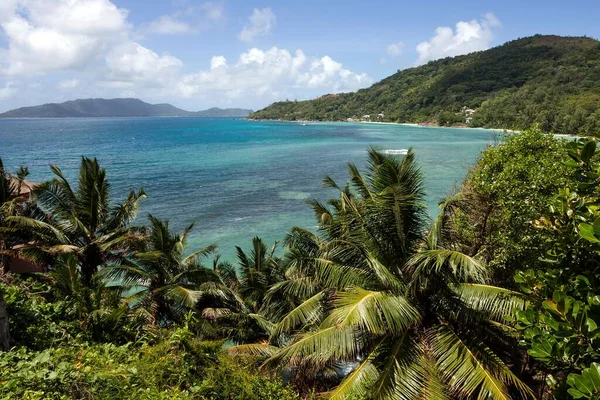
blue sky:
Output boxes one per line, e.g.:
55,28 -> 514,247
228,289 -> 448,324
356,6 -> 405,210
0,0 -> 598,112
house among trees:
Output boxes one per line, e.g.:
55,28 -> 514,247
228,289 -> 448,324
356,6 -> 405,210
1,178 -> 43,273
461,106 -> 476,116
10,178 -> 37,201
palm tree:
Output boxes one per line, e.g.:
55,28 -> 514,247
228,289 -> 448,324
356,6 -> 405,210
246,148 -> 532,399
7,157 -> 146,286
212,237 -> 288,343
50,253 -> 142,343
0,157 -> 32,273
235,237 -> 285,313
104,215 -> 224,326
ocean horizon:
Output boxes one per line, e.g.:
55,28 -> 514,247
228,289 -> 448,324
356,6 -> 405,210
0,117 -> 496,260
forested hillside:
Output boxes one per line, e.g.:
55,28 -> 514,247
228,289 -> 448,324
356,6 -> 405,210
250,35 -> 600,135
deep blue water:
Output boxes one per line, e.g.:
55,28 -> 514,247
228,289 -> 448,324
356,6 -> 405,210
0,118 -> 497,260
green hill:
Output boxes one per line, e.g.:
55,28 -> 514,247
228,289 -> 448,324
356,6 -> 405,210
0,98 -> 253,118
249,35 -> 600,135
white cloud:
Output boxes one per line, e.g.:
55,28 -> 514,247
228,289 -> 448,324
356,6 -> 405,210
57,79 -> 80,89
0,1 -> 371,110
146,2 -> 224,36
201,2 -> 225,22
0,0 -> 128,75
239,8 -> 276,42
416,13 -> 501,64
177,47 -> 371,100
386,42 -> 405,57
147,15 -> 192,35
105,41 -> 183,84
210,55 -> 227,70
0,82 -> 18,100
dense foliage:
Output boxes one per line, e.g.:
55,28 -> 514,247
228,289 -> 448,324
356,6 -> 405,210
451,127 -> 575,283
511,139 -> 600,399
250,35 -> 600,136
0,305 -> 299,399
3,128 -> 600,398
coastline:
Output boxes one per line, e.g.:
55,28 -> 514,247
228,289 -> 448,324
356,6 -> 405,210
247,118 -> 591,138
247,118 -> 520,134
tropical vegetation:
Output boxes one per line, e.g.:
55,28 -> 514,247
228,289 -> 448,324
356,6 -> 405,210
1,126 -> 600,398
249,35 -> 600,136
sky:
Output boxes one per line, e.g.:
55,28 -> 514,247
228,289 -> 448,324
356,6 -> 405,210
0,0 -> 598,113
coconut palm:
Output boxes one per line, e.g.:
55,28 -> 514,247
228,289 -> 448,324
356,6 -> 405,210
234,237 -> 286,312
213,237 -> 288,343
50,253 -> 143,343
250,148 -> 532,399
7,157 -> 146,286
104,215 -> 224,326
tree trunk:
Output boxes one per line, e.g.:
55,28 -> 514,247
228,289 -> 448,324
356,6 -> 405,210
0,290 -> 10,351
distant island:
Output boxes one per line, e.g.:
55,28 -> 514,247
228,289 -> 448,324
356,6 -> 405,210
250,35 -> 600,136
0,98 -> 253,118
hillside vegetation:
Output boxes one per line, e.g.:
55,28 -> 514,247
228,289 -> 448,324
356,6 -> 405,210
250,35 -> 600,135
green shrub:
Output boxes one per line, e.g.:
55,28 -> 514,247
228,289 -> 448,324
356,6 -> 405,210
0,328 -> 300,399
457,126 -> 574,283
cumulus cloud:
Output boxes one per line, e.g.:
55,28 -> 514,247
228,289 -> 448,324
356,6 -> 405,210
0,1 -> 371,110
0,0 -> 128,75
386,42 -> 405,57
239,8 -> 276,42
105,41 -> 183,84
416,13 -> 501,64
177,47 -> 371,100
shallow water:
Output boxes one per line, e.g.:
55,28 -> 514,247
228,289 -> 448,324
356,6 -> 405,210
0,118 -> 497,260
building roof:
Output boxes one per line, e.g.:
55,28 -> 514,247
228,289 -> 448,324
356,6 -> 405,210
9,178 -> 38,196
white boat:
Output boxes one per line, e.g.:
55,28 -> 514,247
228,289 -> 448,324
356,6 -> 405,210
382,149 -> 408,155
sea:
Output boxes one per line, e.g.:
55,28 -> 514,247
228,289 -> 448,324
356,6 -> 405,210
0,118 -> 498,261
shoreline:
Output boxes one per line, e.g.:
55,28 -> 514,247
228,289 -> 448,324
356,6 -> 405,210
247,118 -> 521,134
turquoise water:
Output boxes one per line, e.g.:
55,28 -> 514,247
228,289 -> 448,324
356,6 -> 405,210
0,118 -> 496,260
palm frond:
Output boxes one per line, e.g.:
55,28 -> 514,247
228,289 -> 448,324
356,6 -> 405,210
323,287 -> 419,335
272,290 -> 326,338
227,343 -> 280,357
266,276 -> 320,301
430,325 -> 533,400
371,332 -> 425,400
455,283 -> 526,322
408,249 -> 487,292
106,188 -> 146,230
314,257 -> 377,290
181,245 -> 218,267
101,263 -> 154,286
155,284 -> 202,308
264,326 -> 361,368
325,353 -> 379,400
6,215 -> 69,243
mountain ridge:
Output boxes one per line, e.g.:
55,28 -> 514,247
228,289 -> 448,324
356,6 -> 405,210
0,98 -> 253,118
249,35 -> 600,135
